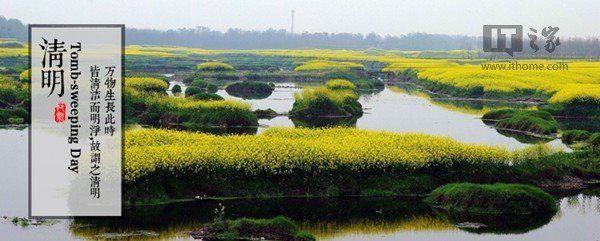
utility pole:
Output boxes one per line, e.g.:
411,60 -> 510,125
291,10 -> 295,34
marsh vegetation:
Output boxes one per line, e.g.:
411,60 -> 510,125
1,42 -> 599,240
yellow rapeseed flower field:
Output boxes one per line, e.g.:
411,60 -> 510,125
294,60 -> 365,72
4,44 -> 598,104
124,127 -> 511,183
125,77 -> 169,92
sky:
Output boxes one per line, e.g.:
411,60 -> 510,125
2,0 -> 599,37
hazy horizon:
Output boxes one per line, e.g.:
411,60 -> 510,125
2,0 -> 599,38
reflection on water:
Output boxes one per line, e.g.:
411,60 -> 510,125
292,116 -> 359,128
1,124 -> 600,240
220,83 -> 568,150
3,191 -> 598,241
1,80 -> 597,240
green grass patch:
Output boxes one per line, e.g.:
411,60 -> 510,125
197,61 -> 235,72
426,183 -> 558,215
254,108 -> 278,119
191,216 -> 315,241
325,79 -> 356,91
294,60 -> 364,72
225,81 -> 275,99
561,129 -> 592,145
140,95 -> 257,128
589,133 -> 600,149
189,79 -> 218,93
190,93 -> 224,101
483,109 -> 558,135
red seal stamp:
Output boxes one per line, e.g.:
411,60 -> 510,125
54,101 -> 66,123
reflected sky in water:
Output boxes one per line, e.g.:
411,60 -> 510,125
220,83 -> 568,150
2,82 -> 597,240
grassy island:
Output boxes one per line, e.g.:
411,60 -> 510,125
426,183 -> 558,215
482,109 -> 558,136
225,81 -> 275,99
124,127 -> 600,204
124,77 -> 256,128
197,61 -> 235,72
290,79 -> 362,117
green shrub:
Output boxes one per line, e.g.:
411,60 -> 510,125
353,78 -> 385,90
184,86 -> 202,96
0,76 -> 29,106
589,133 -> 600,149
426,183 -> 557,215
0,107 -> 29,124
483,109 -> 557,135
254,108 -> 278,119
171,84 -> 182,94
191,93 -> 223,101
190,79 -> 218,93
197,61 -> 234,72
123,87 -> 146,123
561,130 -> 591,144
225,81 -> 274,99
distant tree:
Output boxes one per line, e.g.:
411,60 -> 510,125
0,15 -> 597,58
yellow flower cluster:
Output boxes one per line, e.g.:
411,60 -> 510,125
18,69 -> 29,82
125,77 -> 169,93
325,79 -> 357,91
294,60 -> 365,72
6,44 -> 597,105
124,127 -> 511,183
146,94 -> 251,110
412,61 -> 600,103
121,46 -> 600,105
197,61 -> 235,71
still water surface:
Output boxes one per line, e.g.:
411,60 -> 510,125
219,83 -> 567,150
2,83 -> 594,240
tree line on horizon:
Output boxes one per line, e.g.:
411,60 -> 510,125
1,16 -> 598,58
